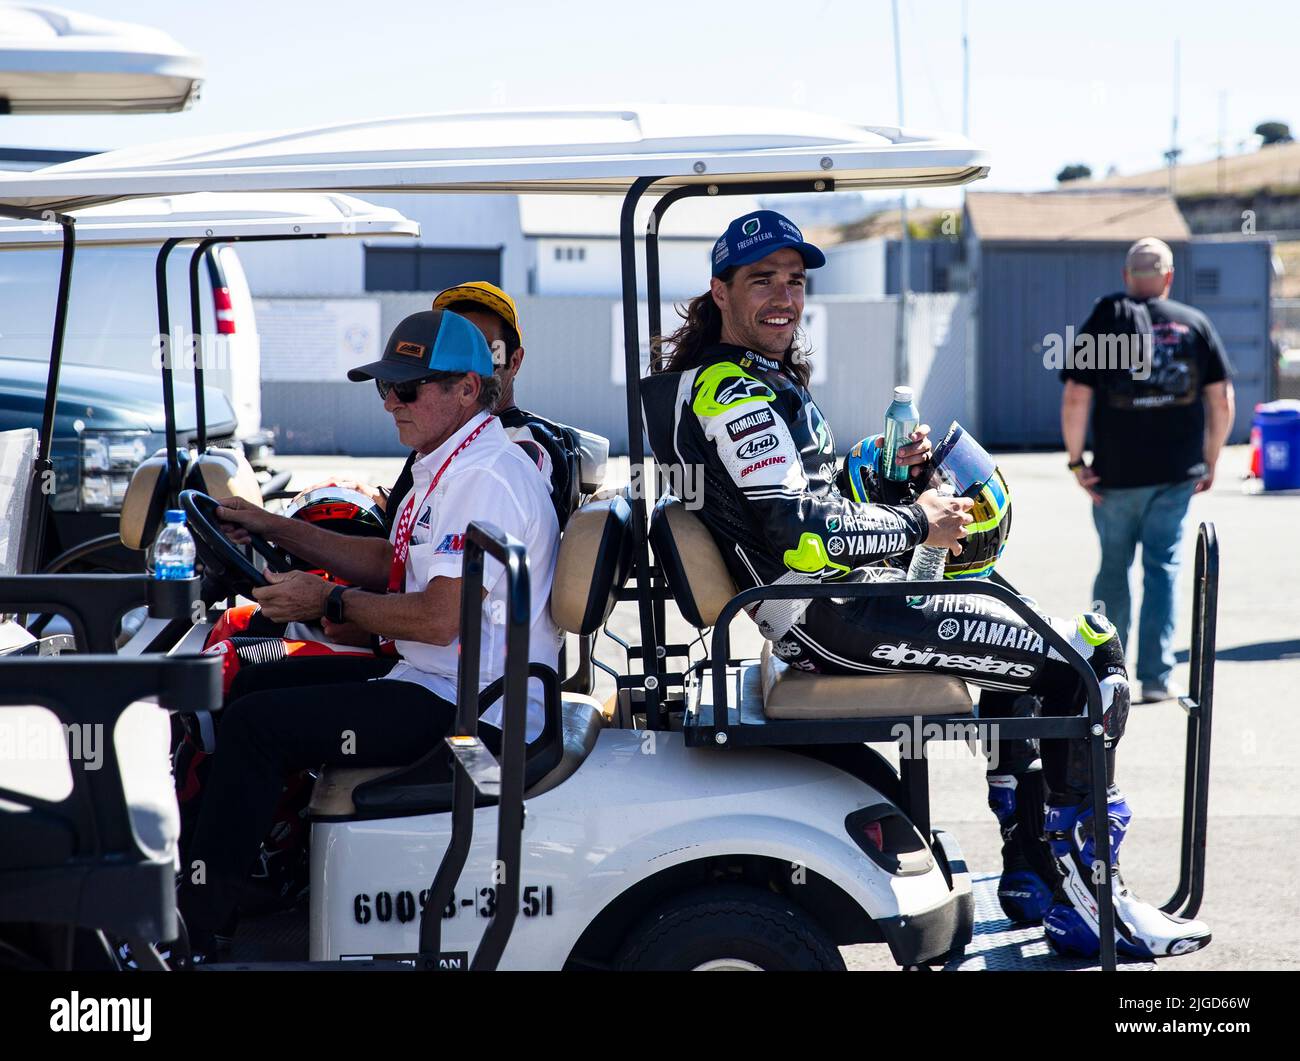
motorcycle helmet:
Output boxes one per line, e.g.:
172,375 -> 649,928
282,483 -> 387,581
838,422 -> 1011,580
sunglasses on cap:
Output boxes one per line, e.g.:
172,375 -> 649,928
375,372 -> 465,404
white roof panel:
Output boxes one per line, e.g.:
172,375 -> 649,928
0,104 -> 989,213
0,4 -> 202,113
0,191 -> 419,245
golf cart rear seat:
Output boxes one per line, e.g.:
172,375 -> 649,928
650,496 -> 972,720
309,495 -> 635,820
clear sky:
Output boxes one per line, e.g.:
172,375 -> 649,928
7,0 -> 1298,204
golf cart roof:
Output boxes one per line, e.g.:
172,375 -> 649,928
0,104 -> 989,213
0,4 -> 202,114
0,191 -> 420,246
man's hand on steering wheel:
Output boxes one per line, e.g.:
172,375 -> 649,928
251,570 -> 334,624
215,496 -> 286,545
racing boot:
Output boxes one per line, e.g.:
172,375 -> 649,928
1042,788 -> 1212,959
986,762 -> 1059,924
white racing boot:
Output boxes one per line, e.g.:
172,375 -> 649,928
1042,789 -> 1211,959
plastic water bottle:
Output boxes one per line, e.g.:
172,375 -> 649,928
882,386 -> 919,483
906,483 -> 953,605
152,510 -> 196,580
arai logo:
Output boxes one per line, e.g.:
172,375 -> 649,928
737,433 -> 778,460
742,217 -> 762,236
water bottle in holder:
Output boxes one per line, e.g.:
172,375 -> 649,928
152,509 -> 196,580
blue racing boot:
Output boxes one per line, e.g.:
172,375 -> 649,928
1042,789 -> 1212,959
986,763 -> 1058,923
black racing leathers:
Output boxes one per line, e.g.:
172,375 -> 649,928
642,343 -> 1130,804
641,343 -> 930,638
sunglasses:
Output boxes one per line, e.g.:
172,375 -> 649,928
375,372 -> 464,404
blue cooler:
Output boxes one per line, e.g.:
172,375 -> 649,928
1256,400 -> 1300,491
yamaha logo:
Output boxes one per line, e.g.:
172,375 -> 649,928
938,619 -> 960,640
827,536 -> 845,556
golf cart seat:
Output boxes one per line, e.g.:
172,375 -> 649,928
0,655 -> 219,955
119,445 -> 261,552
310,495 -> 635,820
650,496 -> 972,721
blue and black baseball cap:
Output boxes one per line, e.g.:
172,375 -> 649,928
347,309 -> 493,384
711,209 -> 826,278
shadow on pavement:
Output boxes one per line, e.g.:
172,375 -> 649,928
1175,638 -> 1300,663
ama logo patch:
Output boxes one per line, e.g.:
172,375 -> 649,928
434,533 -> 465,555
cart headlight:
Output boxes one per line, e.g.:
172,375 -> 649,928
79,430 -> 156,511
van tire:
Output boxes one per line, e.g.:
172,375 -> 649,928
614,886 -> 845,971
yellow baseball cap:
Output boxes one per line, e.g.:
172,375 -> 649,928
432,281 -> 522,346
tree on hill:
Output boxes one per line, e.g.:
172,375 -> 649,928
1256,121 -> 1293,146
1056,163 -> 1092,183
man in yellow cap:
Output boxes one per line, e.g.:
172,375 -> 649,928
1060,237 -> 1235,703
430,281 -> 577,524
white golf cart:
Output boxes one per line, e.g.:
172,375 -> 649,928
0,106 -> 1219,973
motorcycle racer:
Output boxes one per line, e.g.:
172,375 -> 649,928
641,209 -> 1211,960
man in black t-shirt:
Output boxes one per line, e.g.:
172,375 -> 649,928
1060,237 -> 1235,702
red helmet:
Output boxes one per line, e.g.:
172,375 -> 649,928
283,484 -> 387,581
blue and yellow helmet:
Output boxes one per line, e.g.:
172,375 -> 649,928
840,423 -> 1012,579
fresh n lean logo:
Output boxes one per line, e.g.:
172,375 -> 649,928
742,217 -> 762,236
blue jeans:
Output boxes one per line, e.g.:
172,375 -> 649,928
1090,479 -> 1196,687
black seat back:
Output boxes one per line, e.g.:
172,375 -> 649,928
0,655 -> 219,947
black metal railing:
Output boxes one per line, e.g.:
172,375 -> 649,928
420,521 -> 531,972
1162,522 -> 1218,918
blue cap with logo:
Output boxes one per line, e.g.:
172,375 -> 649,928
347,309 -> 494,384
711,209 -> 827,278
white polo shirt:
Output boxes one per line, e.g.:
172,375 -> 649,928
382,410 -> 562,743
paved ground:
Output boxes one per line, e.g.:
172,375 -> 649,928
279,443 -> 1300,970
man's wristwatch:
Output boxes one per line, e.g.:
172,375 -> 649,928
325,584 -> 351,624
1067,457 -> 1086,472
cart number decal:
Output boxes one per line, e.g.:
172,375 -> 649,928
352,886 -> 554,925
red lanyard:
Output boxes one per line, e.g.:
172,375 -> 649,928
386,415 -> 494,593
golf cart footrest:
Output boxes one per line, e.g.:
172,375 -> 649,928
445,735 -> 501,797
146,574 -> 200,620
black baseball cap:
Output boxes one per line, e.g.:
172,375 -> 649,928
347,309 -> 494,384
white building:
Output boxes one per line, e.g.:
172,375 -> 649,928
519,193 -> 759,298
231,191 -> 763,300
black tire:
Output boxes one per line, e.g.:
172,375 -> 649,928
615,886 -> 845,971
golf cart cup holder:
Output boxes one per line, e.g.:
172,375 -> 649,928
145,570 -> 200,620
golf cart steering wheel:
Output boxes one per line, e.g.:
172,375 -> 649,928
179,489 -> 297,592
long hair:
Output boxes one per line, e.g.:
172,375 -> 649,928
653,275 -> 813,388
